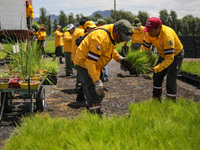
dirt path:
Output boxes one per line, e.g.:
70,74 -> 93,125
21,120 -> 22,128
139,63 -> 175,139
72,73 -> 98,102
1,58 -> 200,149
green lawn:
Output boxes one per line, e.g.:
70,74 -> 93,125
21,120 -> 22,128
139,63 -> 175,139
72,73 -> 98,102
181,61 -> 200,76
5,99 -> 200,150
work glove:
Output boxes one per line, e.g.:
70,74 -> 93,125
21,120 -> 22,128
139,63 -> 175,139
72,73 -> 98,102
94,80 -> 105,98
118,57 -> 132,69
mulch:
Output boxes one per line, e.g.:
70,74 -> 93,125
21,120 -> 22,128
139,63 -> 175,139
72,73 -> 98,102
1,58 -> 200,148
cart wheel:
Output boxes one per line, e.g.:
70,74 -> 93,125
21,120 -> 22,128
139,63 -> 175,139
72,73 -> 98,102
36,86 -> 45,112
1,92 -> 12,113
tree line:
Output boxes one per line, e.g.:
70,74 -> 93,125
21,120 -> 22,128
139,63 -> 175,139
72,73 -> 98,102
36,7 -> 200,36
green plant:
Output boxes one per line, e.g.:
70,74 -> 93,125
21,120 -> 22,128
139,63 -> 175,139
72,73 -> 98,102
2,37 -> 44,81
126,50 -> 158,74
42,58 -> 59,75
180,61 -> 200,76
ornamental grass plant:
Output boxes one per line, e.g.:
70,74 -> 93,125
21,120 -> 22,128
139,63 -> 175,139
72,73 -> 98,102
126,50 -> 158,75
5,98 -> 200,150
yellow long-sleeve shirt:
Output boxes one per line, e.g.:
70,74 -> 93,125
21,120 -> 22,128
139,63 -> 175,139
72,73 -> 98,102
141,25 -> 183,73
71,25 -> 85,61
55,30 -> 64,47
35,31 -> 46,41
74,24 -> 120,83
64,31 -> 73,52
124,26 -> 145,46
26,4 -> 34,18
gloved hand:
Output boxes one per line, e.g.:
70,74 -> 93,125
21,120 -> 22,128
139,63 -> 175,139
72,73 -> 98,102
118,56 -> 126,63
94,80 -> 105,97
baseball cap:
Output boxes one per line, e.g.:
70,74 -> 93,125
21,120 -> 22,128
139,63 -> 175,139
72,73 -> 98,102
143,17 -> 162,32
66,24 -> 74,31
40,27 -> 45,30
84,21 -> 96,29
95,19 -> 106,25
115,19 -> 133,41
26,1 -> 30,4
132,18 -> 142,29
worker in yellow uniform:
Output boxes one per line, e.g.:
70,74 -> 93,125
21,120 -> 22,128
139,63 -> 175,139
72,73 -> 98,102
26,1 -> 34,29
141,17 -> 184,102
71,17 -> 88,102
122,18 -> 146,55
95,19 -> 109,82
34,27 -> 46,55
55,25 -> 64,64
64,24 -> 75,76
74,19 -> 133,114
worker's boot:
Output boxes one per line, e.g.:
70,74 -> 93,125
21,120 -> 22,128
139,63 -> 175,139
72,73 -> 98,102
59,57 -> 64,64
166,93 -> 177,103
88,103 -> 103,116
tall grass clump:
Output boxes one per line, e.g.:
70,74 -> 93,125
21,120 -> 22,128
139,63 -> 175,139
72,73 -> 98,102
180,61 -> 200,76
1,34 -> 44,80
5,99 -> 200,150
126,50 -> 158,74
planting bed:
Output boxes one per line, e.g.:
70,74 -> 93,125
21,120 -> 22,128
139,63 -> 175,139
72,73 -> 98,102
1,58 -> 200,148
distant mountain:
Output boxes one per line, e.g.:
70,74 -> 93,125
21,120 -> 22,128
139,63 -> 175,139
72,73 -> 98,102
33,10 -> 111,23
90,10 -> 111,18
34,14 -> 58,23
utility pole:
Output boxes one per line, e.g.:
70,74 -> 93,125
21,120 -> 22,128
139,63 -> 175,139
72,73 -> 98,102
114,0 -> 116,22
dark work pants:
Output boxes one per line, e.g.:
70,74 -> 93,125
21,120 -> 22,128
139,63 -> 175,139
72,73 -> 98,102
76,65 -> 103,106
64,52 -> 73,75
131,43 -> 142,51
153,49 -> 184,100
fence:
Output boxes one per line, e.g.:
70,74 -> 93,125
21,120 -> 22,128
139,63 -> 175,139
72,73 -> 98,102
179,36 -> 200,58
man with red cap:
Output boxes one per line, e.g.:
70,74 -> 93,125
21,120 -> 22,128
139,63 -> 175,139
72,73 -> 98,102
26,1 -> 34,29
141,17 -> 184,102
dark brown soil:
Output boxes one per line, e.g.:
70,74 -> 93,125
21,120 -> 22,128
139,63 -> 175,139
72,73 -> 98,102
1,58 -> 200,149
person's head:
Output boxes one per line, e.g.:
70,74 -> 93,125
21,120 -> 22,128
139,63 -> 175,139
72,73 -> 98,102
56,25 -> 62,31
113,19 -> 133,44
66,23 -> 75,34
79,17 -> 89,27
40,27 -> 45,31
95,19 -> 106,27
132,18 -> 142,29
84,21 -> 96,33
26,1 -> 30,7
143,17 -> 162,37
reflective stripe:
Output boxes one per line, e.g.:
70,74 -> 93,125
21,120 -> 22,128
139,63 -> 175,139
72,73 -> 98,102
153,86 -> 162,89
143,40 -> 151,48
167,93 -> 176,97
89,105 -> 101,110
87,51 -> 100,62
164,48 -> 174,55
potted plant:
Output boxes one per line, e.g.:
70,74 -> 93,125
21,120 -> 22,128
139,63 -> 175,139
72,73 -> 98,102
42,58 -> 59,85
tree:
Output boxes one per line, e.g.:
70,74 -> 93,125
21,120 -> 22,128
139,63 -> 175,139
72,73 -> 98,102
137,11 -> 149,26
68,13 -> 75,24
58,11 -> 68,28
169,10 -> 178,32
159,9 -> 170,26
105,16 -> 115,24
46,15 -> 52,36
53,18 -> 58,32
110,10 -> 136,23
182,15 -> 195,35
38,7 -> 47,25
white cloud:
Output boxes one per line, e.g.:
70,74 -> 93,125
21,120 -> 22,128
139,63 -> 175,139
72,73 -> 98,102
33,0 -> 200,19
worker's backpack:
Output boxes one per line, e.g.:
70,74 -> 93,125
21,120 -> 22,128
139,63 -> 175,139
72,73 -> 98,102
75,28 -> 115,46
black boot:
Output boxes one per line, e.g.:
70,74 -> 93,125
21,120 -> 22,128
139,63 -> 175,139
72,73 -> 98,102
59,57 -> 64,64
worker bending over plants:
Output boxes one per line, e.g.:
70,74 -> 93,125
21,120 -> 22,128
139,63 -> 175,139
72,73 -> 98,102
141,17 -> 184,102
74,19 -> 133,115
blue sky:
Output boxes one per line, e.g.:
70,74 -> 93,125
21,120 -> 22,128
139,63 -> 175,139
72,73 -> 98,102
32,0 -> 200,19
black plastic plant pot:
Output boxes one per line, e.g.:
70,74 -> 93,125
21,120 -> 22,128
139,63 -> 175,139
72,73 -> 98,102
43,74 -> 58,85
